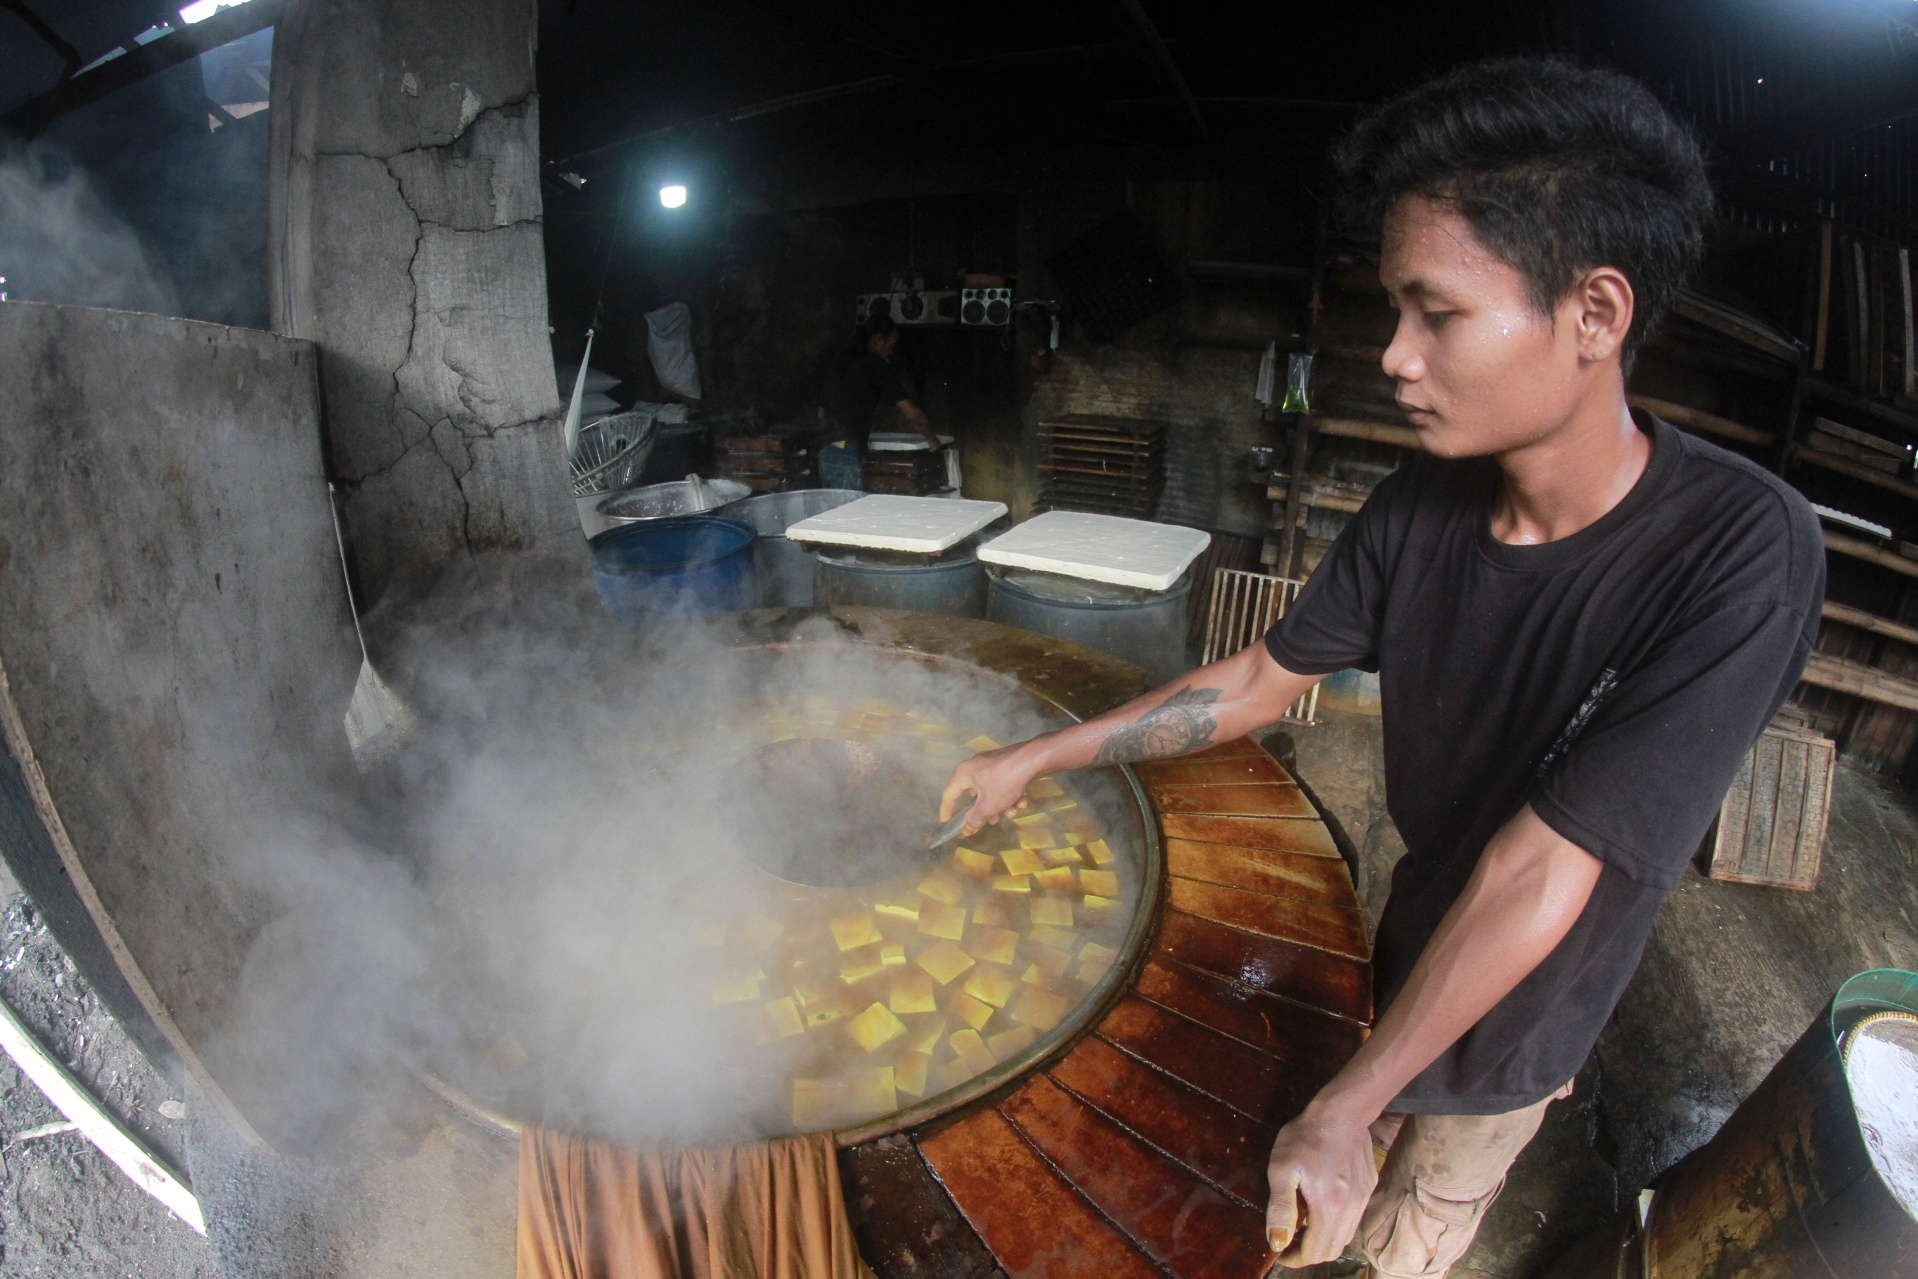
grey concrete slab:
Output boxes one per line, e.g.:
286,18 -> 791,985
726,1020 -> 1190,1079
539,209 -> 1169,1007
0,302 -> 361,1139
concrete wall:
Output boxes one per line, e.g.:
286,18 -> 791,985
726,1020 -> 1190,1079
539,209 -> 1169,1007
0,302 -> 361,1140
268,0 -> 580,603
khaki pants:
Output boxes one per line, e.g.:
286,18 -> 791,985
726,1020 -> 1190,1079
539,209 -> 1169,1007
1352,1080 -> 1573,1279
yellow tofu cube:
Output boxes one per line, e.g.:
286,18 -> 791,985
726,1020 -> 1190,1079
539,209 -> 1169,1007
903,1014 -> 948,1055
963,966 -> 1018,1008
916,940 -> 976,985
1029,897 -> 1075,928
895,1051 -> 932,1098
737,913 -> 787,949
950,1028 -> 998,1075
917,871 -> 968,906
762,996 -> 807,1040
709,971 -> 762,1005
963,735 -> 1002,751
1028,925 -> 1079,952
1012,984 -> 1070,1032
1000,847 -> 1043,876
1026,777 -> 1066,800
1019,963 -> 1053,989
1077,941 -> 1119,983
1084,838 -> 1115,866
916,901 -> 968,941
1017,827 -> 1056,850
952,847 -> 995,879
840,949 -> 887,986
1026,946 -> 1071,984
967,926 -> 1020,966
988,1025 -> 1038,1063
990,874 -> 1032,894
934,1057 -> 976,1092
875,900 -> 921,922
831,912 -> 884,952
1033,866 -> 1076,894
971,897 -> 1014,927
880,943 -> 908,967
948,991 -> 994,1030
847,1066 -> 897,1117
792,1079 -> 839,1128
846,1002 -> 908,1053
1081,895 -> 1118,924
889,970 -> 938,1015
1012,810 -> 1051,826
1079,869 -> 1120,898
1042,845 -> 1085,865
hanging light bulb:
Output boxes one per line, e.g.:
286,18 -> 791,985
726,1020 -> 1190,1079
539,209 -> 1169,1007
659,185 -> 687,209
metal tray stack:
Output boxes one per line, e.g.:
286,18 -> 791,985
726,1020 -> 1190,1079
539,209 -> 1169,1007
1036,413 -> 1167,517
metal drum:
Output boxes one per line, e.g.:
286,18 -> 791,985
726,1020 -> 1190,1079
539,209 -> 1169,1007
1544,968 -> 1918,1279
716,489 -> 865,607
987,565 -> 1193,686
810,543 -> 986,618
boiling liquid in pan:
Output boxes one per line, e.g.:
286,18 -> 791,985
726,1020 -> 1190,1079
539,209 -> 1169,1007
433,685 -> 1142,1139
699,695 -> 1135,1132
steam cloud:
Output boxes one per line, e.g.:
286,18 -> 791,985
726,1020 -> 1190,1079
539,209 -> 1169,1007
0,145 -> 181,316
210,557 -> 1099,1153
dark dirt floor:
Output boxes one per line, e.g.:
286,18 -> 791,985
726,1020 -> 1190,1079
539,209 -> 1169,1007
0,861 -> 212,1278
4,705 -> 1914,1278
1280,707 -> 1918,1279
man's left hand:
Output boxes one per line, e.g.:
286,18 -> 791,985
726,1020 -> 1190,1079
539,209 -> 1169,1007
1265,1105 -> 1378,1267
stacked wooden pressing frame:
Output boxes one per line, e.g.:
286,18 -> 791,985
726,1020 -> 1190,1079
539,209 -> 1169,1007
714,426 -> 818,493
1037,414 -> 1167,518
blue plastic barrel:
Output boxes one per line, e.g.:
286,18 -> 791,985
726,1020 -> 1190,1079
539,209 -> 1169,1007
589,516 -> 757,627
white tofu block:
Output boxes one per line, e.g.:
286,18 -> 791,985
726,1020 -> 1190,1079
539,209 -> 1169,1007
977,510 -> 1211,591
786,494 -> 1006,553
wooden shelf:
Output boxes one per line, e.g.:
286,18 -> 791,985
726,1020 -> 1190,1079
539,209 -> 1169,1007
1803,375 -> 1918,439
1824,529 -> 1918,579
1309,415 -> 1422,451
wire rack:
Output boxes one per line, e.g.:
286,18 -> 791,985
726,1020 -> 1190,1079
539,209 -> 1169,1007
569,410 -> 659,497
1201,569 -> 1317,725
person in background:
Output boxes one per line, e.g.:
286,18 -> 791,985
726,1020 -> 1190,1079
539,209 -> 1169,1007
938,56 -> 1821,1279
819,312 -> 941,490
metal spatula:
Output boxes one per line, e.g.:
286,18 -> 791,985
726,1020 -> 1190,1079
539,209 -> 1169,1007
927,793 -> 977,849
328,484 -> 415,770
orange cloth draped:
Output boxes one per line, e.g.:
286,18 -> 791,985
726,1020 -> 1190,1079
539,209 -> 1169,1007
518,1127 -> 876,1279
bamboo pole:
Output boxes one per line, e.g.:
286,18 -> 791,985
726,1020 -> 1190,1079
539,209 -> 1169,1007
0,993 -> 204,1234
1310,416 -> 1424,450
1800,649 -> 1918,713
1797,447 -> 1918,502
1824,530 -> 1918,579
1626,395 -> 1775,447
1822,600 -> 1918,647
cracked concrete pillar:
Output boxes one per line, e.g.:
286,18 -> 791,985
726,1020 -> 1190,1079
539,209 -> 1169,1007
267,0 -> 580,603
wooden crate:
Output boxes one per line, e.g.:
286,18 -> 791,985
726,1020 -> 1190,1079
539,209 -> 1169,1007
1706,717 -> 1836,890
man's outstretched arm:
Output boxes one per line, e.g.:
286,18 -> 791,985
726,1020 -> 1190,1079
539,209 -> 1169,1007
938,643 -> 1322,833
1265,805 -> 1603,1266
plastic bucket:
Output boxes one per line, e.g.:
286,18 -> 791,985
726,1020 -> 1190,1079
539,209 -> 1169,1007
589,516 -> 757,628
717,489 -> 866,607
986,566 -> 1192,686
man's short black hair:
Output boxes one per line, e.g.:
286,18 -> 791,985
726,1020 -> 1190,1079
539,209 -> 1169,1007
1335,56 -> 1712,371
863,311 -> 899,343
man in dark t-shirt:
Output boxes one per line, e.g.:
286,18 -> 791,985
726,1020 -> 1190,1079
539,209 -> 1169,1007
940,58 -> 1822,1278
820,312 -> 940,489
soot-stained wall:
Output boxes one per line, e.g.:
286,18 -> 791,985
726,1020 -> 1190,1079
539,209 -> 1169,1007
269,0 -> 578,605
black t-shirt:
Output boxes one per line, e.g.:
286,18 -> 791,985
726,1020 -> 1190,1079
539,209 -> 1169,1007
824,351 -> 909,455
1266,411 -> 1824,1114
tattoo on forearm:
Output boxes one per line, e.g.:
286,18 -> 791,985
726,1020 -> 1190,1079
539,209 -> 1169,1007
1092,686 -> 1223,765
